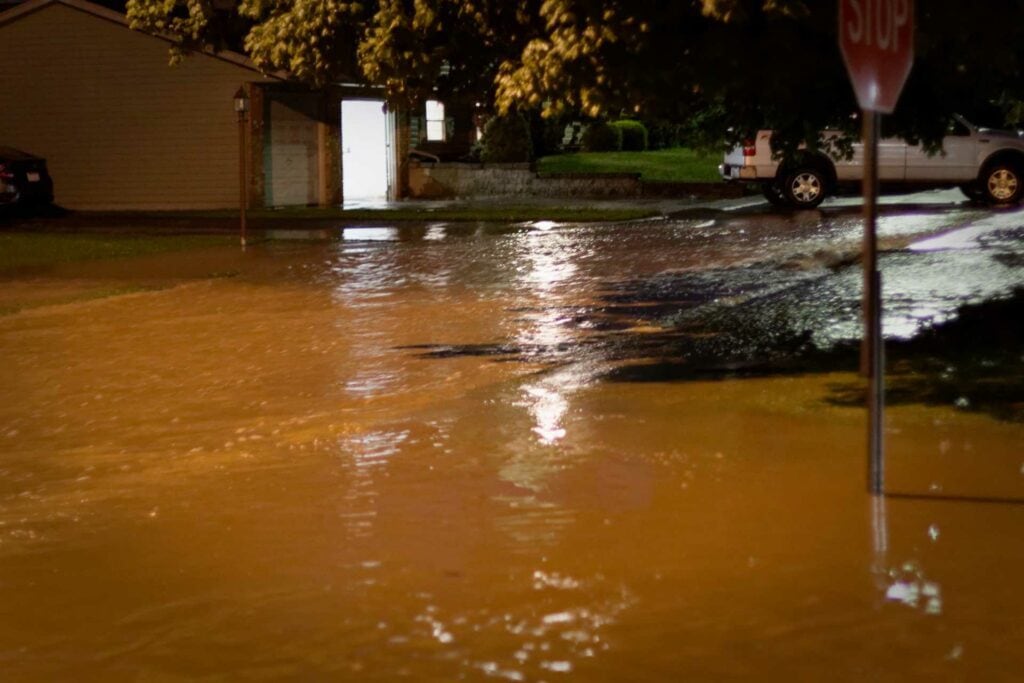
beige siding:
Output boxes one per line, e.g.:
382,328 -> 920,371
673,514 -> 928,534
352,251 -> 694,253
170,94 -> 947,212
0,4 -> 267,209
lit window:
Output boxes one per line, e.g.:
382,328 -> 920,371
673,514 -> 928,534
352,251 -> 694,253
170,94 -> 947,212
425,100 -> 445,141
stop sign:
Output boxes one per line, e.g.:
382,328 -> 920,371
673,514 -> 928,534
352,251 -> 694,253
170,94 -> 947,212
839,0 -> 914,113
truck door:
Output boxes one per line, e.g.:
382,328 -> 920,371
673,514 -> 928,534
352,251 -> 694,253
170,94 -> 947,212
845,137 -> 906,181
904,119 -> 978,182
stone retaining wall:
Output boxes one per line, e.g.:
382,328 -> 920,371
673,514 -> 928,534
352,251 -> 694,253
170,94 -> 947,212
408,162 -> 643,198
407,162 -> 746,199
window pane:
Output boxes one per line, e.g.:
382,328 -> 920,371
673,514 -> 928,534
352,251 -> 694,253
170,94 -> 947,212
426,120 -> 444,141
425,100 -> 444,121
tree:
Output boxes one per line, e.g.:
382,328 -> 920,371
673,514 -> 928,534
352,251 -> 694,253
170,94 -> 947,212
358,0 -> 546,106
127,0 -> 542,106
127,0 -> 1024,157
493,0 -> 1024,155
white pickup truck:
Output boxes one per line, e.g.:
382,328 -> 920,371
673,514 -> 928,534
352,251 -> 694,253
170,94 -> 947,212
719,116 -> 1024,208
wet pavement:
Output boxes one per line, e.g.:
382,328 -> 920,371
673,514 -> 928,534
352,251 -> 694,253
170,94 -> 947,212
1,195 -> 1023,680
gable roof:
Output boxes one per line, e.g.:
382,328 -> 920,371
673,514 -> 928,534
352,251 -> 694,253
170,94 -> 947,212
0,0 -> 282,78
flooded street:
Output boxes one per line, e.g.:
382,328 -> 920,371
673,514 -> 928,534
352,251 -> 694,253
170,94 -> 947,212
2,200 -> 1024,681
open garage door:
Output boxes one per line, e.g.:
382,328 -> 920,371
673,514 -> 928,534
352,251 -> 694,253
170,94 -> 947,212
341,99 -> 392,202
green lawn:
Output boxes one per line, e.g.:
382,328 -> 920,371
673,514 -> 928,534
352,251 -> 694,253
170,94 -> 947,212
537,148 -> 722,183
65,206 -> 660,223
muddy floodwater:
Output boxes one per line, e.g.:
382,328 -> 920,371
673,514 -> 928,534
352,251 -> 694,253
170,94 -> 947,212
2,206 -> 1024,681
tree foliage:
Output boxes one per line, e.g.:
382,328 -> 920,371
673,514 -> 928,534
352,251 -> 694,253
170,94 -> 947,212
128,0 -> 543,104
126,0 -> 1024,156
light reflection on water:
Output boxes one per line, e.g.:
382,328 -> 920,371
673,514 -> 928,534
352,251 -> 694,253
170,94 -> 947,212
0,205 -> 1022,679
338,430 -> 408,540
522,383 -> 569,444
342,226 -> 400,241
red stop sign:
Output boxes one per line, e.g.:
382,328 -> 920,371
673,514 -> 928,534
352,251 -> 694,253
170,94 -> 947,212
839,0 -> 914,113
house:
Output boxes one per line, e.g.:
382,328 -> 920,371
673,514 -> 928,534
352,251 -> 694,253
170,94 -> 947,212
0,0 -> 418,209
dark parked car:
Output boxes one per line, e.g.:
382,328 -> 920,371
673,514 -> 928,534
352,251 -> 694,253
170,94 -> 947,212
0,146 -> 54,211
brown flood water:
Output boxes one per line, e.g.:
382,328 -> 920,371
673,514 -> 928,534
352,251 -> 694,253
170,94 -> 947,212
1,218 -> 1023,681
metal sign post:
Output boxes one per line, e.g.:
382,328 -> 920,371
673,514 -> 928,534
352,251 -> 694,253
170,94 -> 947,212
839,0 -> 914,495
861,111 -> 885,494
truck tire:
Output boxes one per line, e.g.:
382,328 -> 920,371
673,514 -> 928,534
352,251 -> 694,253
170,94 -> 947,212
781,167 -> 827,209
762,182 -> 791,207
959,182 -> 986,202
981,162 -> 1023,205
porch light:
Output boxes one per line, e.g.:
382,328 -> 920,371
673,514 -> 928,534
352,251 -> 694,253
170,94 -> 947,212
233,87 -> 250,117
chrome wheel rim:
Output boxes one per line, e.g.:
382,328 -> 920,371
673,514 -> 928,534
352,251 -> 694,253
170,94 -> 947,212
791,173 -> 822,204
988,168 -> 1019,201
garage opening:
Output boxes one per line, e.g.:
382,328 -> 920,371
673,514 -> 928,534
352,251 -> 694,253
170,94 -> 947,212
341,99 -> 393,203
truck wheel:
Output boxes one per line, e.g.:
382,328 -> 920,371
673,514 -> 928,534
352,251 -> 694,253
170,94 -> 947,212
981,162 -> 1023,205
782,167 -> 827,208
762,182 -> 791,208
959,183 -> 985,202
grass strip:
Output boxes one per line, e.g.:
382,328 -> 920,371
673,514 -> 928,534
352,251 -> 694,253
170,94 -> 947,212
260,206 -> 658,222
64,206 -> 659,223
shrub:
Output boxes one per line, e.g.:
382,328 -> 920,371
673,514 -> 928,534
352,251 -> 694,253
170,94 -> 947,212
678,104 -> 728,150
644,119 -> 683,150
581,121 -> 622,152
528,111 -> 568,159
611,120 -> 649,151
479,113 -> 532,163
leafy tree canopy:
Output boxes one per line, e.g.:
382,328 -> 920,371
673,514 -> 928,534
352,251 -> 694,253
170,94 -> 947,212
127,0 -> 1024,155
127,0 -> 543,104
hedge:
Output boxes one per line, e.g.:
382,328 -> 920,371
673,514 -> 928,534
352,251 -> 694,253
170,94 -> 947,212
611,120 -> 649,151
581,121 -> 622,152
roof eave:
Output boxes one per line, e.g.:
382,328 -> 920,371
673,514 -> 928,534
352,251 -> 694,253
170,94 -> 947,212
0,0 -> 287,80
